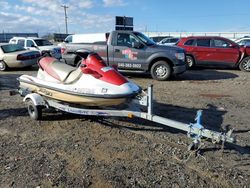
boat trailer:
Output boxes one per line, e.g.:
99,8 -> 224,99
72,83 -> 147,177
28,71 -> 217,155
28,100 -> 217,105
16,85 -> 235,150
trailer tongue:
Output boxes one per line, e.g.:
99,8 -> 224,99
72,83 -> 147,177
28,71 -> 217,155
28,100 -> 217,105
17,85 -> 235,150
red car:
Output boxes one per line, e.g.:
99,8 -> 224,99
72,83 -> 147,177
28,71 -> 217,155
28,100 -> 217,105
176,36 -> 250,71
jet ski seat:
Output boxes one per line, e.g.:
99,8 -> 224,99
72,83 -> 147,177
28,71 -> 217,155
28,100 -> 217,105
39,57 -> 82,83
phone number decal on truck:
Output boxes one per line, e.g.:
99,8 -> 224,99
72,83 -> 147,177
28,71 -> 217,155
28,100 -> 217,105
118,63 -> 142,68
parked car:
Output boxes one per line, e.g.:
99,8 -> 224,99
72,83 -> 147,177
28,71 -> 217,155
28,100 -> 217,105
150,36 -> 170,43
158,37 -> 180,46
0,43 -> 40,71
176,36 -> 250,71
9,37 -> 61,59
234,37 -> 250,46
61,30 -> 186,81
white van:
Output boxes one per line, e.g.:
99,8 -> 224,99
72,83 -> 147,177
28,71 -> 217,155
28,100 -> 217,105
63,33 -> 109,44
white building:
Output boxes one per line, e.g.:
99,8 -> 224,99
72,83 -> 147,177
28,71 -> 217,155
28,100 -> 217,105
145,31 -> 250,40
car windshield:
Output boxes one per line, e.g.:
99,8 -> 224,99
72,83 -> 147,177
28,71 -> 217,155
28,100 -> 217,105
34,39 -> 53,46
133,32 -> 156,46
1,44 -> 25,53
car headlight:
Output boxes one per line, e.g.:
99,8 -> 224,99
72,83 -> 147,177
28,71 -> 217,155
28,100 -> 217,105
175,52 -> 185,61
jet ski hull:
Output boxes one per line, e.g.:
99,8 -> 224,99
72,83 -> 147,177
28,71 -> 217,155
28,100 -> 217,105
18,53 -> 141,107
19,78 -> 133,106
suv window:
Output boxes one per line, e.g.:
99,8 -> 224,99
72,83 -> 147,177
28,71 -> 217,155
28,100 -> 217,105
170,38 -> 179,43
17,39 -> 25,47
197,39 -> 210,47
26,40 -> 35,47
239,39 -> 250,45
212,39 -> 230,48
184,39 -> 195,46
163,38 -> 170,43
34,39 -> 52,46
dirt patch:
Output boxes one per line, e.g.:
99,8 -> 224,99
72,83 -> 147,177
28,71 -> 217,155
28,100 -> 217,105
0,69 -> 250,187
199,93 -> 231,99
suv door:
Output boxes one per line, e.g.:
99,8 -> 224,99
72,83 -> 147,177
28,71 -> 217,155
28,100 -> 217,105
210,38 -> 240,64
194,38 -> 214,63
111,32 -> 147,71
182,38 -> 213,64
26,39 -> 37,51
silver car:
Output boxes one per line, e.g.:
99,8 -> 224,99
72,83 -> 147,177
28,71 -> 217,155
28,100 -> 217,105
0,43 -> 40,71
158,37 -> 180,46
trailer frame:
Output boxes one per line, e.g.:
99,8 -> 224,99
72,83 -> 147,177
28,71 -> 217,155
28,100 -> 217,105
19,85 -> 235,150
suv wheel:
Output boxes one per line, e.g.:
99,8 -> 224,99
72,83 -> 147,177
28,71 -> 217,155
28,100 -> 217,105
186,55 -> 195,68
150,61 -> 171,81
239,57 -> 250,72
0,61 -> 7,71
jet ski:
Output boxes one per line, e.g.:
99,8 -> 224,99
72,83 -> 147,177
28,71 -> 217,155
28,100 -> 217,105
18,52 -> 141,106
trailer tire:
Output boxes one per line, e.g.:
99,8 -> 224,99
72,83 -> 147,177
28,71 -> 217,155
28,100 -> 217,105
239,56 -> 250,72
150,61 -> 171,81
26,99 -> 42,120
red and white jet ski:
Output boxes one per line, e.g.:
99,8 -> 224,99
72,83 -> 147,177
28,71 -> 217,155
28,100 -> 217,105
18,52 -> 140,106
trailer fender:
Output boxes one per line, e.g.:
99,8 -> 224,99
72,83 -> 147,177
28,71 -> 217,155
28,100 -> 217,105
23,93 -> 46,106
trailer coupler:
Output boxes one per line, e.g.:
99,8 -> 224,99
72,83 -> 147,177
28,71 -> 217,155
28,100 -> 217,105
187,110 -> 235,150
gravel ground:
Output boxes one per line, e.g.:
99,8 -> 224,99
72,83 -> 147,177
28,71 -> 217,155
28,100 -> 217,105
0,66 -> 249,188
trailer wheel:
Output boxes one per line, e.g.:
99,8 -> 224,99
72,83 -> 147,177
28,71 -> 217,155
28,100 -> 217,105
150,61 -> 171,81
26,99 -> 42,120
239,57 -> 250,72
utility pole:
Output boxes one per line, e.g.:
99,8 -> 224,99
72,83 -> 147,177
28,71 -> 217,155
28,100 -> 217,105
61,5 -> 69,34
